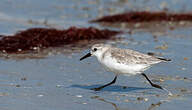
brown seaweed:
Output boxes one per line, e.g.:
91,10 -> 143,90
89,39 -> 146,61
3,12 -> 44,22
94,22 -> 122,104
0,27 -> 121,53
90,11 -> 192,23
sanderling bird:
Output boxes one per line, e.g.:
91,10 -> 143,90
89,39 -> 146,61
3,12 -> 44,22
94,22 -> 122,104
80,44 -> 171,92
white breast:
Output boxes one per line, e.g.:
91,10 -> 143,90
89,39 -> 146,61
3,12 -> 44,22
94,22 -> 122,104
98,55 -> 150,75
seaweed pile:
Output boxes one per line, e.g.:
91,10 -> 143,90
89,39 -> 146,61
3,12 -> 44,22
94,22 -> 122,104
90,11 -> 192,23
2,11 -> 192,54
0,27 -> 120,53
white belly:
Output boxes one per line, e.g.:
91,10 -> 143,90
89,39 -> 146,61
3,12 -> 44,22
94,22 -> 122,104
99,56 -> 150,75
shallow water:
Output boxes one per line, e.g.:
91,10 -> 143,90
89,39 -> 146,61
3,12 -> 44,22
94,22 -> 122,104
0,0 -> 192,110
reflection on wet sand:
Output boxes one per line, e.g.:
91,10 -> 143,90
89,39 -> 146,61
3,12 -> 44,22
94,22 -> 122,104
91,96 -> 119,110
91,95 -> 164,110
148,102 -> 162,110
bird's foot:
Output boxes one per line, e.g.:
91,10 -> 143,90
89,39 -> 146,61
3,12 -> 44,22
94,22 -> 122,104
152,83 -> 163,90
91,87 -> 102,91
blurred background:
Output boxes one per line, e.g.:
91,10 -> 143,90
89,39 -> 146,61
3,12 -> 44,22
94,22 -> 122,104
0,0 -> 192,110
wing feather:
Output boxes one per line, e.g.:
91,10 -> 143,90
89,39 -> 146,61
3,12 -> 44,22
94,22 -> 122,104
109,48 -> 162,65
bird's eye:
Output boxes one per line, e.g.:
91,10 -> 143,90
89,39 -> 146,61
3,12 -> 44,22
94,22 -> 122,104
93,48 -> 97,51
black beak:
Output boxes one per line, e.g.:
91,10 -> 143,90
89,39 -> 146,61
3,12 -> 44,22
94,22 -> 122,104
80,52 -> 92,61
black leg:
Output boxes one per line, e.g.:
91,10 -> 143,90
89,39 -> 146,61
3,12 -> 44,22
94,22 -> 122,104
91,75 -> 117,91
141,73 -> 163,90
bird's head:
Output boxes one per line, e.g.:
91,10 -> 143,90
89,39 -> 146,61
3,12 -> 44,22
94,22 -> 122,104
80,44 -> 111,61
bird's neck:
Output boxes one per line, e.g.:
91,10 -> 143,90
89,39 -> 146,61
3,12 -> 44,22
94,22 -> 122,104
96,48 -> 109,62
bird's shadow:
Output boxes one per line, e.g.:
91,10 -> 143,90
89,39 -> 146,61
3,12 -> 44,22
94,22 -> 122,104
70,84 -> 152,92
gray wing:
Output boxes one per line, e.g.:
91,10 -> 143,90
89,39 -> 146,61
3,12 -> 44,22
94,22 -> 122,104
109,48 -> 162,65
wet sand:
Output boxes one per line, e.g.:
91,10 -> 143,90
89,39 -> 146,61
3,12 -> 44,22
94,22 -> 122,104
0,0 -> 192,110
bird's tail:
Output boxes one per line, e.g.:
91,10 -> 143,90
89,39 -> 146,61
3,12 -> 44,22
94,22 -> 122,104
157,57 -> 171,61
